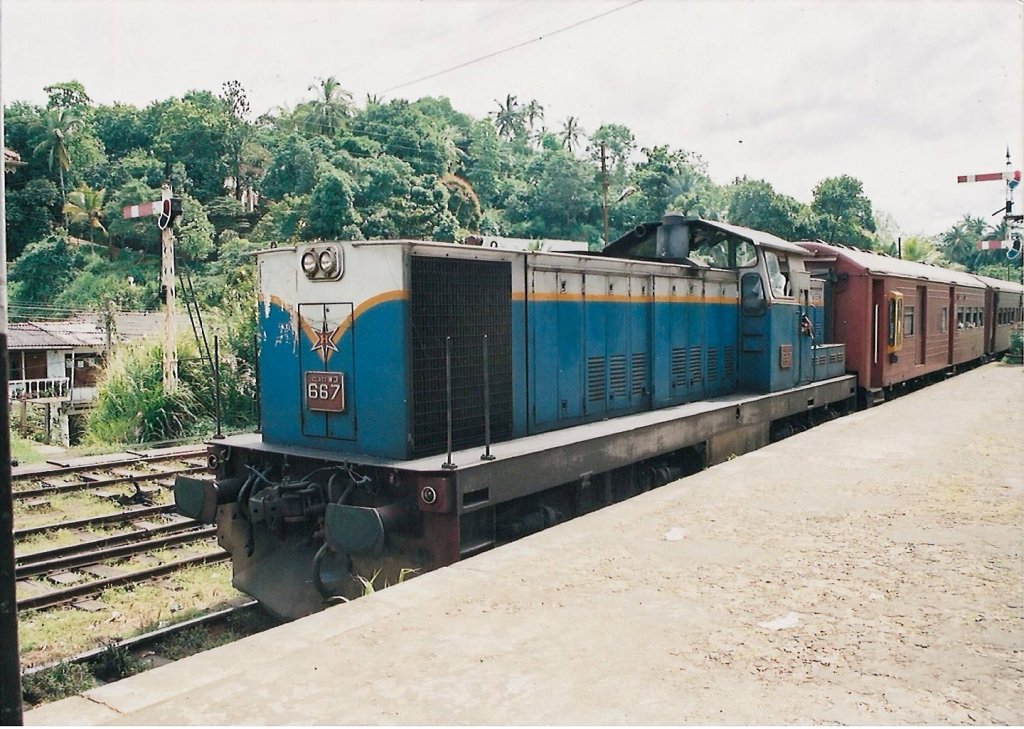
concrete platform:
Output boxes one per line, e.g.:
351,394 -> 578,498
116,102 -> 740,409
26,363 -> 1024,725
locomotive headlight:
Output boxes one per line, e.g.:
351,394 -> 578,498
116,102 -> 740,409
301,251 -> 318,275
301,244 -> 344,281
318,250 -> 337,275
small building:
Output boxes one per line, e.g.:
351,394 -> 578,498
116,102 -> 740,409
7,312 -> 187,445
4,147 -> 25,173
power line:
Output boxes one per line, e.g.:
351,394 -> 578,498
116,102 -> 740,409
332,1 -> 529,79
378,0 -> 645,95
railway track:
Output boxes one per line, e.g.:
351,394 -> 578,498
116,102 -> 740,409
22,600 -> 263,678
12,446 -> 209,503
13,445 -> 223,613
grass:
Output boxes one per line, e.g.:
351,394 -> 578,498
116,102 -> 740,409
21,662 -> 95,707
18,562 -> 241,669
10,434 -> 48,465
14,491 -> 159,531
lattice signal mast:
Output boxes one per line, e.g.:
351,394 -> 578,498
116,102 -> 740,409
122,184 -> 183,393
958,148 -> 1022,258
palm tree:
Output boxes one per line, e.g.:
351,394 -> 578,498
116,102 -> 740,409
63,184 -> 107,244
898,236 -> 942,264
560,116 -> 584,154
523,99 -> 544,132
940,215 -> 990,271
31,107 -> 82,207
490,94 -> 524,140
304,76 -> 353,137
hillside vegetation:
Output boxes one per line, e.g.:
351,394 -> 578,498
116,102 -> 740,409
4,79 -> 1019,442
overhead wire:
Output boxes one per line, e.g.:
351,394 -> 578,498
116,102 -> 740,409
377,0 -> 645,95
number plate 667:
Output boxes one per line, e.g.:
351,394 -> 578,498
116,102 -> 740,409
305,371 -> 345,412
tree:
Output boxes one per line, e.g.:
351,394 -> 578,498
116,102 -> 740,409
150,92 -> 231,201
175,193 -> 216,261
726,178 -> 813,240
810,175 -> 876,248
305,169 -> 362,240
31,106 -> 83,206
4,178 -> 60,258
8,234 -> 85,305
93,103 -> 152,160
939,215 -> 990,271
303,76 -> 353,137
63,184 -> 107,242
44,80 -> 91,110
588,123 -> 635,179
261,133 -> 318,200
505,147 -> 600,240
350,100 -> 457,176
491,94 -> 524,140
220,80 -> 255,201
881,235 -> 941,263
559,116 -> 584,154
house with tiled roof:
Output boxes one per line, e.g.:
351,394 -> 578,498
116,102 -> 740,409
4,147 -> 25,172
8,312 -> 192,444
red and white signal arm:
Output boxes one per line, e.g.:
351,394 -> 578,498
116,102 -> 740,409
157,197 -> 173,230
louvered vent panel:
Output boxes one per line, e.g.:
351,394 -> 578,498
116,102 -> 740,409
609,354 -> 627,399
671,348 -> 686,387
724,346 -> 735,378
587,357 -> 606,402
707,347 -> 719,381
631,352 -> 646,396
689,347 -> 703,385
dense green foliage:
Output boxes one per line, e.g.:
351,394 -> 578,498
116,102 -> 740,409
3,77 -> 1019,441
85,337 -> 255,445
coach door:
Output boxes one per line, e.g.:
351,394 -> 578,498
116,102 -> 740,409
299,302 -> 355,440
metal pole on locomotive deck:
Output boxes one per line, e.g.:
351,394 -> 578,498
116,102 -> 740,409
0,16 -> 26,720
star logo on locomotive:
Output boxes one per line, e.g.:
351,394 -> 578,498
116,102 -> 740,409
311,327 -> 340,360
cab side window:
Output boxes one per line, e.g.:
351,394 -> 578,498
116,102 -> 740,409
763,251 -> 791,298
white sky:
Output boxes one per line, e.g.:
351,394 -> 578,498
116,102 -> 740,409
2,0 -> 1022,238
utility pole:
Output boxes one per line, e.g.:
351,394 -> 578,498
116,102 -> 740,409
600,142 -> 610,246
0,5 -> 26,719
160,185 -> 177,395
122,184 -> 181,395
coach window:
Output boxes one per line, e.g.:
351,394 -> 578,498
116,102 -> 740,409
903,305 -> 915,337
764,251 -> 791,298
887,292 -> 904,350
956,307 -> 964,329
939,306 -> 948,333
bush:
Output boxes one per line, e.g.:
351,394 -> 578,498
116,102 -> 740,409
1005,326 -> 1023,365
85,334 -> 256,445
21,662 -> 95,706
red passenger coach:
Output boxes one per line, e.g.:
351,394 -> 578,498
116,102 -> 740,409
801,243 -> 986,398
975,274 -> 1024,356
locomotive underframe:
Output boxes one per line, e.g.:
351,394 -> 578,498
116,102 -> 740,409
184,374 -> 856,619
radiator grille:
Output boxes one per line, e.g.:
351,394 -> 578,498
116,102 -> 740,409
689,347 -> 703,385
671,347 -> 686,387
724,346 -> 735,378
706,347 -> 719,382
609,354 -> 627,400
631,352 -> 647,396
587,357 -> 606,402
410,256 -> 512,457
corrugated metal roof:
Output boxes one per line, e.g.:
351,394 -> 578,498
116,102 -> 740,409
970,273 -> 1024,294
798,241 -> 985,287
8,312 -> 194,351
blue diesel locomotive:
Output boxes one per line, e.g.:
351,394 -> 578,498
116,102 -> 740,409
176,215 -> 862,619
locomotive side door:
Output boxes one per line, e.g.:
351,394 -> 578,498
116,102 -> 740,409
299,302 -> 356,440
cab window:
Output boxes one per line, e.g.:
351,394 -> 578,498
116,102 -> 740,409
763,251 -> 791,298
